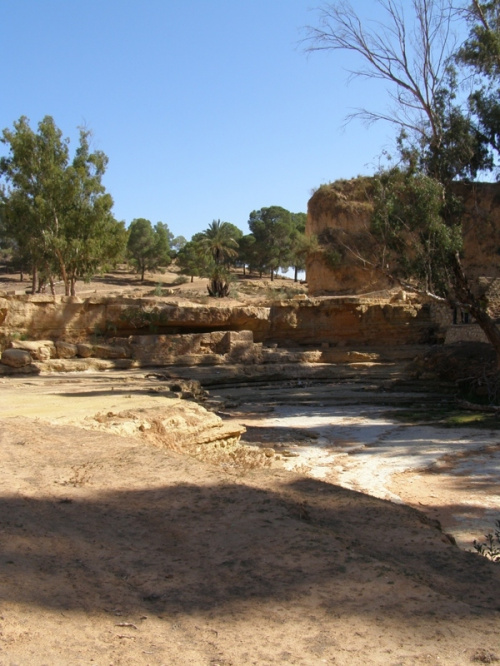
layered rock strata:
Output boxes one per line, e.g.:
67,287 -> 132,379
306,179 -> 500,297
0,292 -> 448,354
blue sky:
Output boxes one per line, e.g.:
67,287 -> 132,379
1,0 -> 394,241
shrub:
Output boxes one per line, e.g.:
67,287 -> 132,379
173,275 -> 190,285
474,519 -> 500,562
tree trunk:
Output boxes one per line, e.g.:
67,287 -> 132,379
49,275 -> 55,296
54,247 -> 70,296
294,266 -> 299,282
452,253 -> 500,367
70,276 -> 76,297
270,269 -> 274,281
207,277 -> 230,298
31,264 -> 37,294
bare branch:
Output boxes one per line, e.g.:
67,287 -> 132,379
304,0 -> 458,144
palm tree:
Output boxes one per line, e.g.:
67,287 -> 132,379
199,220 -> 239,297
199,220 -> 239,264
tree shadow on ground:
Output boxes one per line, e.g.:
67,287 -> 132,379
1,475 -> 499,619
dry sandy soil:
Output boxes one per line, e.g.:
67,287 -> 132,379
0,265 -> 307,305
1,267 -> 500,665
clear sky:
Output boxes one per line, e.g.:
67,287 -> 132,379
1,0 -> 395,241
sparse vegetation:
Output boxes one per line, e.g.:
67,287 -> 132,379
153,282 -> 164,296
264,284 -> 305,301
474,519 -> 500,562
386,406 -> 500,429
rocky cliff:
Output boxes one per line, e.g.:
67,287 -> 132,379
306,178 -> 500,296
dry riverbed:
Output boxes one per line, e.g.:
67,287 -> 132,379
1,370 -> 500,665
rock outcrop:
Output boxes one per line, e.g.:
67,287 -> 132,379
306,178 -> 500,297
89,401 -> 246,456
0,294 -> 272,341
0,294 -> 450,374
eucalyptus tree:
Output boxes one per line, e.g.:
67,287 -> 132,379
0,116 -> 69,292
0,116 -> 125,295
59,127 -> 126,295
457,0 -> 500,171
126,218 -> 172,282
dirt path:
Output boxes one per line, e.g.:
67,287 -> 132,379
1,372 -> 500,665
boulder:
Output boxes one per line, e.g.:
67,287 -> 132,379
1,348 -> 33,368
55,341 -> 78,358
93,343 -> 130,359
77,343 -> 94,358
10,339 -> 56,361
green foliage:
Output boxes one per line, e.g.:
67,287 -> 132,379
457,0 -> 500,173
197,219 -> 240,297
307,1 -> 500,361
206,265 -> 234,298
457,1 -> 500,78
387,406 -> 499,428
474,519 -> 500,562
238,233 -> 258,274
247,206 -> 295,279
198,219 -> 239,265
371,168 -> 463,296
172,274 -> 190,285
176,239 -> 211,281
170,235 -> 187,256
120,304 -> 163,331
0,116 -> 125,295
323,247 -> 343,270
126,218 -> 172,281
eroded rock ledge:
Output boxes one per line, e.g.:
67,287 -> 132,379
0,291 -> 449,369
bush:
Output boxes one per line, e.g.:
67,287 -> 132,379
474,519 -> 500,562
173,275 -> 190,285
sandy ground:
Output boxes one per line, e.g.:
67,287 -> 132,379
1,371 -> 500,665
0,265 -> 307,306
235,403 -> 500,551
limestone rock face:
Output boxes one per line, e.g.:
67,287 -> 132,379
0,296 -> 448,370
1,348 -> 32,367
76,343 -> 94,358
267,299 -> 443,346
306,178 -> 500,296
0,296 -> 271,342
